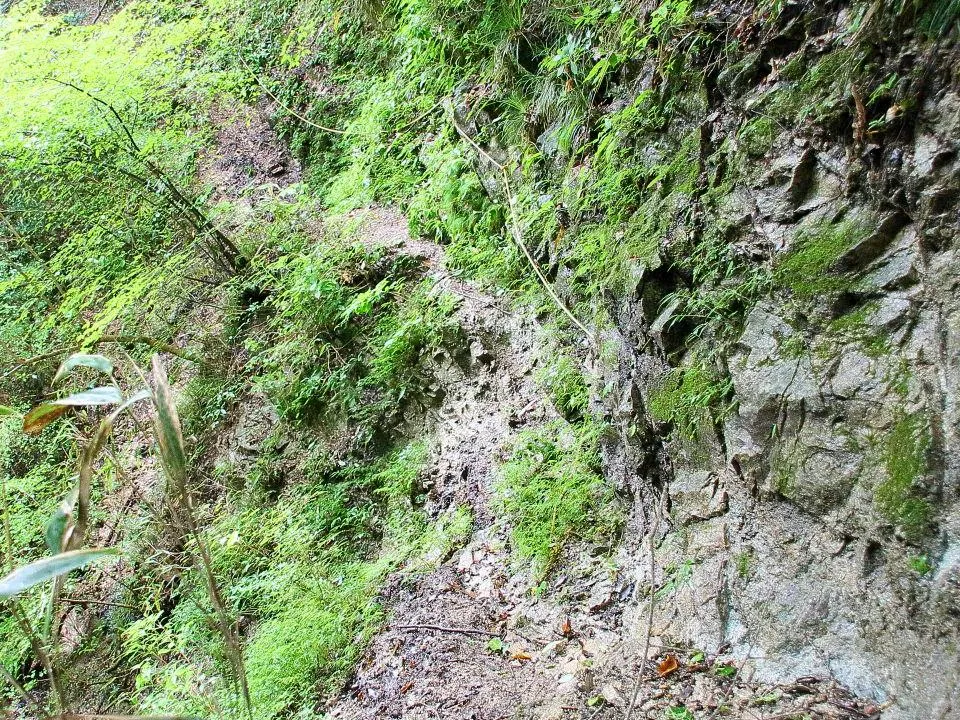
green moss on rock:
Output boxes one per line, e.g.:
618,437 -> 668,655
738,116 -> 775,158
495,419 -> 619,577
649,365 -> 732,440
875,412 -> 932,542
821,302 -> 891,359
775,221 -> 866,298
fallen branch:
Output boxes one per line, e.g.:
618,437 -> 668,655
4,334 -> 201,379
99,335 -> 201,362
393,623 -> 497,637
61,596 -> 137,611
49,77 -> 247,274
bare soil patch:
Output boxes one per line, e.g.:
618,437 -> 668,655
198,102 -> 302,205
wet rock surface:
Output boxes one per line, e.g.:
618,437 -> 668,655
411,7 -> 960,719
603,37 -> 960,720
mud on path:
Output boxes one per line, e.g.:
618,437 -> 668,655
324,209 -> 881,720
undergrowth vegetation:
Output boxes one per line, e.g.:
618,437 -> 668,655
496,418 -> 619,577
240,217 -> 460,437
118,439 -> 454,718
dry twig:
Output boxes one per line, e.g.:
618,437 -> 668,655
449,111 -> 595,346
624,495 -> 665,720
393,623 -> 497,637
236,52 -> 346,135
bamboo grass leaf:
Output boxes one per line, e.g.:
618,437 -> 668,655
23,386 -> 125,434
51,387 -> 123,406
22,404 -> 70,434
0,549 -> 119,598
52,354 -> 114,385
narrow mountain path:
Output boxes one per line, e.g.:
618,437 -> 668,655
328,207 -> 626,720
324,209 -> 877,720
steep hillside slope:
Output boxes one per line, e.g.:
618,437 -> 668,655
0,1 -> 958,719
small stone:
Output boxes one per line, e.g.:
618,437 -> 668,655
601,683 -> 626,708
557,673 -> 577,693
578,669 -> 595,693
539,639 -> 567,660
469,340 -> 492,365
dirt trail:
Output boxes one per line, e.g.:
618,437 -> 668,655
328,207 -> 613,720
324,209 -> 878,720
198,101 -> 302,207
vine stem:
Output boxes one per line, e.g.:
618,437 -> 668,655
449,111 -> 596,347
235,52 -> 346,135
624,495 -> 665,720
3,334 -> 201,381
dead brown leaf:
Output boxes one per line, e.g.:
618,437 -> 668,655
22,403 -> 69,434
657,654 -> 680,678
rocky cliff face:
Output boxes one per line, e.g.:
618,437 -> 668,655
566,5 -> 960,717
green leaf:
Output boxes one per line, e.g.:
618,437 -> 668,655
486,637 -> 504,653
714,663 -> 737,678
23,386 -> 124,434
51,386 -> 123,406
338,279 -> 395,324
52,353 -> 114,385
0,548 -> 119,598
45,509 -> 70,556
0,405 -> 18,416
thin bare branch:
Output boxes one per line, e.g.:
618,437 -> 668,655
393,623 -> 497,637
235,52 -> 346,134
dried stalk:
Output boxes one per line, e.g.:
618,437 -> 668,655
624,495 -> 665,720
150,357 -> 252,719
48,78 -> 246,274
235,52 -> 346,135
